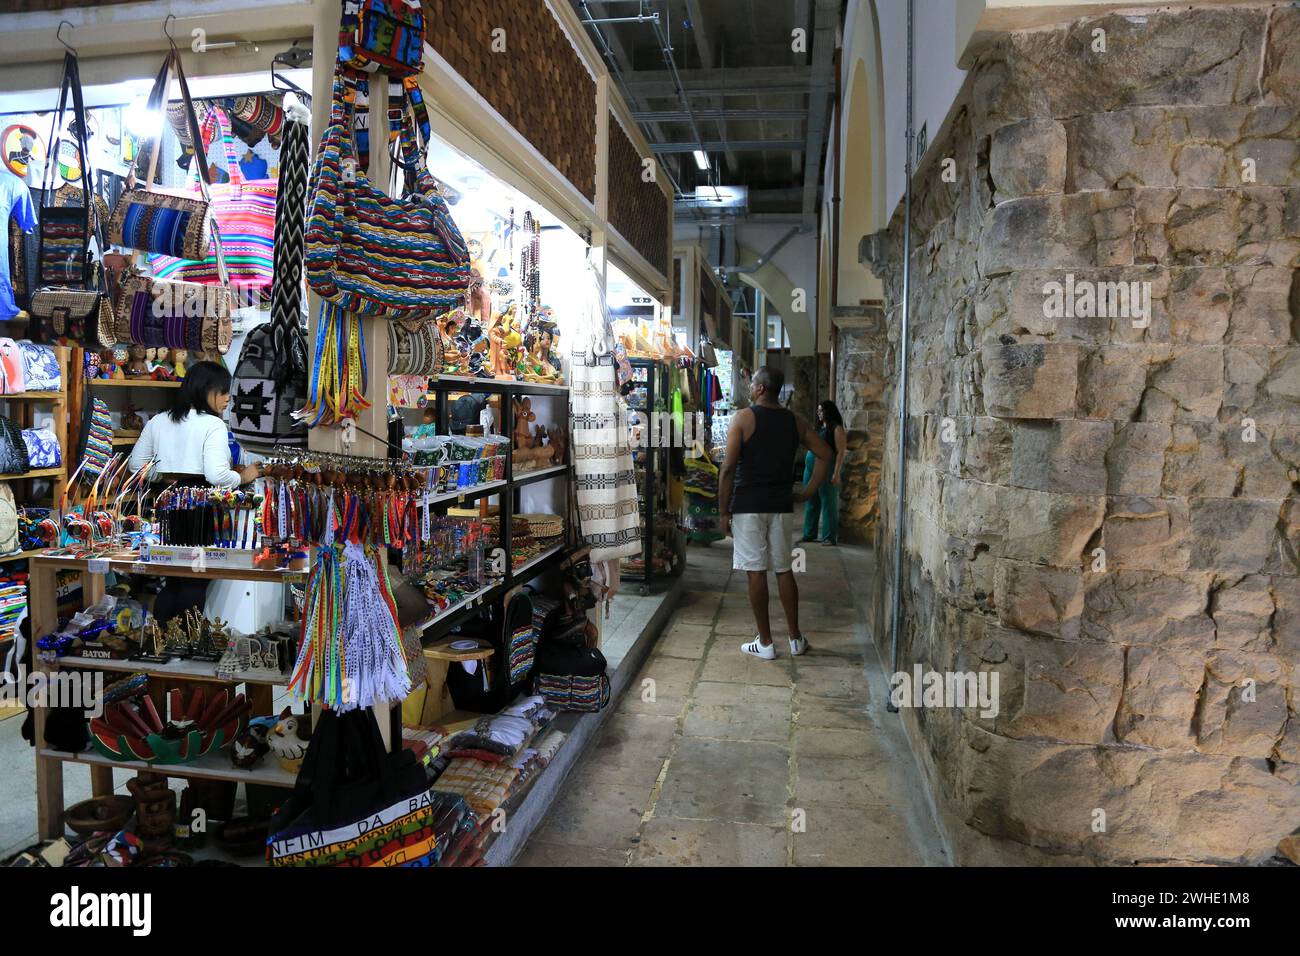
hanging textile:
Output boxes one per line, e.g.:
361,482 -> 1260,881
231,96 -> 312,450
571,260 -> 640,563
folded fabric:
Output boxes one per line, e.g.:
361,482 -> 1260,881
534,729 -> 566,767
447,747 -> 510,764
444,712 -> 536,761
431,758 -> 519,821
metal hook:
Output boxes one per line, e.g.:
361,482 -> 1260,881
163,14 -> 178,52
56,20 -> 76,55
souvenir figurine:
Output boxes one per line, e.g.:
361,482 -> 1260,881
171,349 -> 188,378
127,772 -> 176,852
494,305 -> 526,378
268,707 -> 313,772
511,397 -> 553,471
127,345 -> 150,377
230,716 -> 275,769
548,421 -> 568,468
522,326 -> 561,383
121,404 -> 144,433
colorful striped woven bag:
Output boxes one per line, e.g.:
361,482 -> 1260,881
305,68 -> 471,320
149,106 -> 276,296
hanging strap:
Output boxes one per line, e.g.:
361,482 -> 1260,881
193,105 -> 245,193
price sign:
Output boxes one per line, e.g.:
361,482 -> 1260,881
87,558 -> 109,575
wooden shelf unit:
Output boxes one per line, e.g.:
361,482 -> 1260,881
87,379 -> 181,389
28,554 -> 304,840
0,345 -> 70,507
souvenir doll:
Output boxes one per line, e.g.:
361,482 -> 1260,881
127,345 -> 150,377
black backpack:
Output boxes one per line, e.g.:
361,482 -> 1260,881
446,587 -> 535,712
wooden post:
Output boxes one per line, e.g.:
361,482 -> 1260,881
30,560 -> 62,839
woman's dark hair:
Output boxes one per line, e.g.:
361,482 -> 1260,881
816,400 -> 844,430
168,361 -> 232,423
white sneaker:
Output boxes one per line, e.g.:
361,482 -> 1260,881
740,638 -> 776,660
789,635 -> 810,656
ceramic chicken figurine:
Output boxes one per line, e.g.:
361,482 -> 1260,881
269,707 -> 313,773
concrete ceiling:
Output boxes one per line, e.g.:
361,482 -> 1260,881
573,0 -> 839,225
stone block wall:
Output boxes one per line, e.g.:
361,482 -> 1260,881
868,5 -> 1300,864
833,307 -> 889,543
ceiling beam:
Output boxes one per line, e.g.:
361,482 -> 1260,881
632,108 -> 809,122
623,65 -> 811,98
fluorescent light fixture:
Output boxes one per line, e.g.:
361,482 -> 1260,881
693,150 -> 709,171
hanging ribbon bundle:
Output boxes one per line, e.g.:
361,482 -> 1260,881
288,540 -> 410,711
257,449 -> 423,550
295,300 -> 371,428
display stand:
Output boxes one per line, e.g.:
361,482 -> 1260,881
417,375 -> 575,645
622,357 -> 676,594
407,376 -> 576,724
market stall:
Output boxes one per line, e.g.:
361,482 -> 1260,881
1,0 -> 675,869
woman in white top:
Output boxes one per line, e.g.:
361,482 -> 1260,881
129,361 -> 262,486
129,361 -> 262,622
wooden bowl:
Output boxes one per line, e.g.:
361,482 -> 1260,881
64,795 -> 134,836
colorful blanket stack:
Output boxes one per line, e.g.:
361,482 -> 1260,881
0,576 -> 25,647
82,398 -> 114,478
535,672 -> 609,712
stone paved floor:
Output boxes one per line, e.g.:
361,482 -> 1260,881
518,541 -> 950,866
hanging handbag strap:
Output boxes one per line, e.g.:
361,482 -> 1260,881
41,51 -> 95,288
135,50 -> 230,288
193,105 -> 246,194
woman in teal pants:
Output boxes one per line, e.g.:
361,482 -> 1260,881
802,401 -> 848,545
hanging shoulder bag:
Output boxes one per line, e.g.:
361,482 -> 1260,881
109,51 -> 233,353
107,50 -> 215,261
0,416 -> 31,476
304,69 -> 471,320
29,51 -> 117,348
230,107 -> 311,451
148,106 -> 277,295
339,0 -> 426,77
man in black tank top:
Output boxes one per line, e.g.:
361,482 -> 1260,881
718,366 -> 832,660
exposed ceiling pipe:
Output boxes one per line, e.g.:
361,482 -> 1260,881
800,0 -> 839,228
581,14 -> 660,24
644,1 -> 719,197
576,0 -> 685,199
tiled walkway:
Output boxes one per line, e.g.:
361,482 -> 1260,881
518,542 -> 950,866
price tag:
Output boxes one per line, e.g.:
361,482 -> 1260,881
87,558 -> 109,575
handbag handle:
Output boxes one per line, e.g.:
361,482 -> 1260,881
42,51 -> 95,288
150,50 -> 230,288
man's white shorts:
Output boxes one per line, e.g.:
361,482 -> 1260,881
731,512 -> 794,573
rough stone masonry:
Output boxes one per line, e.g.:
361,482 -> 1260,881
858,5 -> 1300,864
